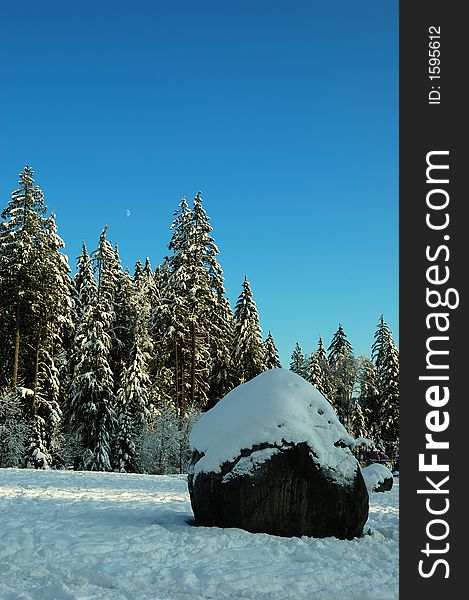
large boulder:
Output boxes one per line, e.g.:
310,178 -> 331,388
188,370 -> 368,540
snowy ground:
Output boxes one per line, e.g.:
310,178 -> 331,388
0,468 -> 398,600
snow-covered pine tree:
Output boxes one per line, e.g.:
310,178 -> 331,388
148,257 -> 176,410
72,243 -> 97,326
134,257 -> 157,354
0,387 -> 32,467
206,294 -> 236,408
289,343 -> 307,378
93,226 -> 119,328
357,355 -> 380,441
372,317 -> 399,451
349,399 -> 369,440
327,325 -> 357,426
0,167 -> 73,466
191,193 -> 236,406
233,277 -> 266,384
93,229 -> 121,390
112,261 -> 138,393
306,351 -> 329,399
67,227 -> 118,471
141,257 -> 157,299
114,318 -> 151,473
328,325 -> 353,368
64,243 -> 98,454
68,303 -> 116,471
264,331 -> 282,370
317,336 -> 328,366
26,350 -> 63,468
166,195 -> 212,411
150,193 -> 236,412
133,259 -> 144,287
314,336 -> 334,404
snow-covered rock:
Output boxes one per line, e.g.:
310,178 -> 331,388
188,369 -> 369,539
362,463 -> 394,493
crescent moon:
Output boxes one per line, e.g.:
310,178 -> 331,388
125,209 -> 131,217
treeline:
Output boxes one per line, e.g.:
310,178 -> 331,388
289,319 -> 399,452
0,167 -> 276,471
0,166 -> 398,473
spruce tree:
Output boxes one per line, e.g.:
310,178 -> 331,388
153,193 -> 234,412
289,343 -> 307,378
349,399 -> 369,440
264,331 -> 282,370
328,325 -> 353,368
327,325 -> 357,426
0,167 -> 73,465
115,319 -> 151,472
68,304 -> 116,470
72,243 -> 97,325
307,351 -> 328,399
190,193 -> 235,406
67,227 -> 118,470
315,336 -> 334,403
112,262 -> 137,393
357,355 -> 380,441
168,196 -> 212,410
372,317 -> 399,451
233,277 -> 266,384
149,257 -> 177,410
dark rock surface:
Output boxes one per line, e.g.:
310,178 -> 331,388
188,441 -> 369,540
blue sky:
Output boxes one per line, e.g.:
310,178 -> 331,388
0,0 -> 398,365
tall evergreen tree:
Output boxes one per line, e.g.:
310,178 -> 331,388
72,243 -> 96,325
0,167 -> 73,465
149,257 -> 177,410
315,335 -> 333,403
372,317 -> 399,450
67,227 -> 118,470
357,355 -> 380,440
233,277 -> 266,384
153,197 -> 211,413
327,325 -> 357,426
289,342 -> 307,378
112,261 -> 137,393
307,351 -> 328,399
191,193 -> 235,406
68,304 -> 116,470
153,193 -> 235,412
115,319 -> 151,472
264,331 -> 282,370
328,325 -> 353,368
349,399 -> 369,440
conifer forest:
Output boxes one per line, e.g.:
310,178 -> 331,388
0,167 -> 399,472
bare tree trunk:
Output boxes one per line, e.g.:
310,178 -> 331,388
174,333 -> 179,414
31,328 -> 43,417
12,304 -> 20,388
181,352 -> 186,417
190,321 -> 196,407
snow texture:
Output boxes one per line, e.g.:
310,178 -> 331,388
0,468 -> 398,599
190,369 -> 358,485
362,463 -> 394,493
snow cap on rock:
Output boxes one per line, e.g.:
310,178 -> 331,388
190,369 -> 358,485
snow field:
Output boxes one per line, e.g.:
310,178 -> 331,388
0,469 -> 398,600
